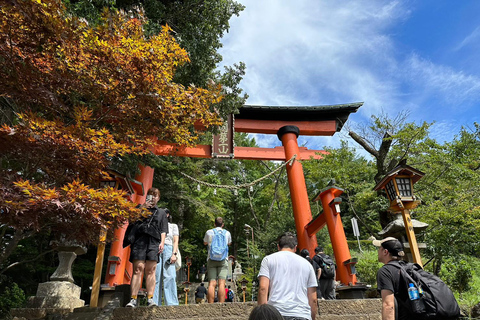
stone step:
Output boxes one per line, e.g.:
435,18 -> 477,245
111,300 -> 381,320
13,299 -> 382,320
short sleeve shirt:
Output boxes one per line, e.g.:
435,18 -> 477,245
164,223 -> 179,246
203,227 -> 232,259
377,262 -> 409,320
258,251 -> 318,320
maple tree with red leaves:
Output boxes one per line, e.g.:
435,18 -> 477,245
0,0 -> 223,270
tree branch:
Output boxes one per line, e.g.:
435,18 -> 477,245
349,130 -> 379,158
0,248 -> 56,275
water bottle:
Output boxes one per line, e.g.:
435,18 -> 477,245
408,283 -> 419,300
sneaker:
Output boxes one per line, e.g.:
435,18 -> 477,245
126,298 -> 137,308
147,298 -> 157,307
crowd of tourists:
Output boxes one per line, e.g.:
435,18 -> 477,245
122,187 -> 336,312
121,187 -> 461,320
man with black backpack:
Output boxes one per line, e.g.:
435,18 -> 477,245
374,237 -> 460,320
203,217 -> 232,303
313,246 -> 336,300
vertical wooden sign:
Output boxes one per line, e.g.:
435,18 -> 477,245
212,114 -> 234,158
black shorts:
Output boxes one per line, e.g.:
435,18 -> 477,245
129,234 -> 160,263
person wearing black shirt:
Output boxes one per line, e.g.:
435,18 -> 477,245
373,237 -> 407,320
126,188 -> 168,307
195,282 -> 208,304
313,246 -> 336,300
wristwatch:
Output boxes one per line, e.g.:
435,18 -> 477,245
173,252 -> 177,256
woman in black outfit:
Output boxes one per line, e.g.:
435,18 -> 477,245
126,187 -> 168,307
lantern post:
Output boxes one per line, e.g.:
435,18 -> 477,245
374,161 -> 425,267
240,278 -> 248,302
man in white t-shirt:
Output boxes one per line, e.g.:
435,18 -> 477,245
203,217 -> 232,303
258,232 -> 318,320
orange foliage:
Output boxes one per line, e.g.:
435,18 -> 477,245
0,0 -> 223,244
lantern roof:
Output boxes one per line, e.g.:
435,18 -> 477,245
373,162 -> 425,191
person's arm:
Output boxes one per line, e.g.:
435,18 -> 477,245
381,290 -> 395,320
170,234 -> 179,263
159,233 -> 165,253
257,276 -> 269,305
203,230 -> 209,246
308,287 -> 318,320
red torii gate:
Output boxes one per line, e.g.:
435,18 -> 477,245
100,102 -> 364,302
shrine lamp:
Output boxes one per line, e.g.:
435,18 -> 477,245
240,278 -> 248,290
374,161 -> 425,211
186,256 -> 192,266
330,197 -> 342,215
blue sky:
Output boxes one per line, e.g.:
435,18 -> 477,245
219,0 -> 480,155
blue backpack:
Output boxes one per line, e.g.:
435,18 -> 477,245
209,229 -> 228,261
227,289 -> 234,301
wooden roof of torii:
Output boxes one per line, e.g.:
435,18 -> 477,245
235,103 -> 362,135
154,102 -> 363,161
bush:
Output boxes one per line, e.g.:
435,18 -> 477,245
352,248 -> 382,286
439,256 -> 472,293
0,281 -> 26,319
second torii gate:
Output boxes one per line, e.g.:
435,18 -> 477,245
103,102 -> 364,298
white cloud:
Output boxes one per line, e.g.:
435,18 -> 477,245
454,26 -> 480,51
221,1 -> 411,113
220,0 -> 480,149
403,54 -> 480,107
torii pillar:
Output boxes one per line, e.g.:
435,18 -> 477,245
278,126 -> 318,254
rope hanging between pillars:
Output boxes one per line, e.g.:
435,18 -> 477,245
179,154 -> 297,191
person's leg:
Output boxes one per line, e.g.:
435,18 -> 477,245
319,279 -> 327,299
207,279 -> 217,303
325,279 -> 336,300
206,260 -> 218,303
217,259 -> 228,303
153,253 -> 164,305
130,260 -> 145,297
145,260 -> 158,298
217,279 -> 226,302
162,245 -> 179,305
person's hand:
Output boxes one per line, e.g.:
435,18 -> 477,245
158,243 -> 164,253
170,254 -> 177,264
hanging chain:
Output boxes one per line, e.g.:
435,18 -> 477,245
180,154 -> 297,190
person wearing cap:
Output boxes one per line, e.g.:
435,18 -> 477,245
153,208 -> 180,305
373,237 -> 407,320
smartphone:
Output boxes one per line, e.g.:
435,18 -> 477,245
146,195 -> 153,202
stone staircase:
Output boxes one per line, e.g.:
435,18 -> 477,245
12,299 -> 382,320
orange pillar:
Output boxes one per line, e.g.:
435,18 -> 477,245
104,165 -> 154,286
318,186 -> 357,286
278,126 -> 318,255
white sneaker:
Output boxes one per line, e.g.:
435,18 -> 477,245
147,298 -> 157,307
126,298 -> 137,307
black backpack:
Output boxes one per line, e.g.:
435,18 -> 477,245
389,261 -> 461,319
315,253 -> 335,279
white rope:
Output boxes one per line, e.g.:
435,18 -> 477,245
180,154 -> 297,190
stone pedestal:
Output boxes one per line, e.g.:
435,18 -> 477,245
50,251 -> 77,282
232,261 -> 243,281
11,242 -> 87,319
28,282 -> 85,310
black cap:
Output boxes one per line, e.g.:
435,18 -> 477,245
373,237 -> 405,257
